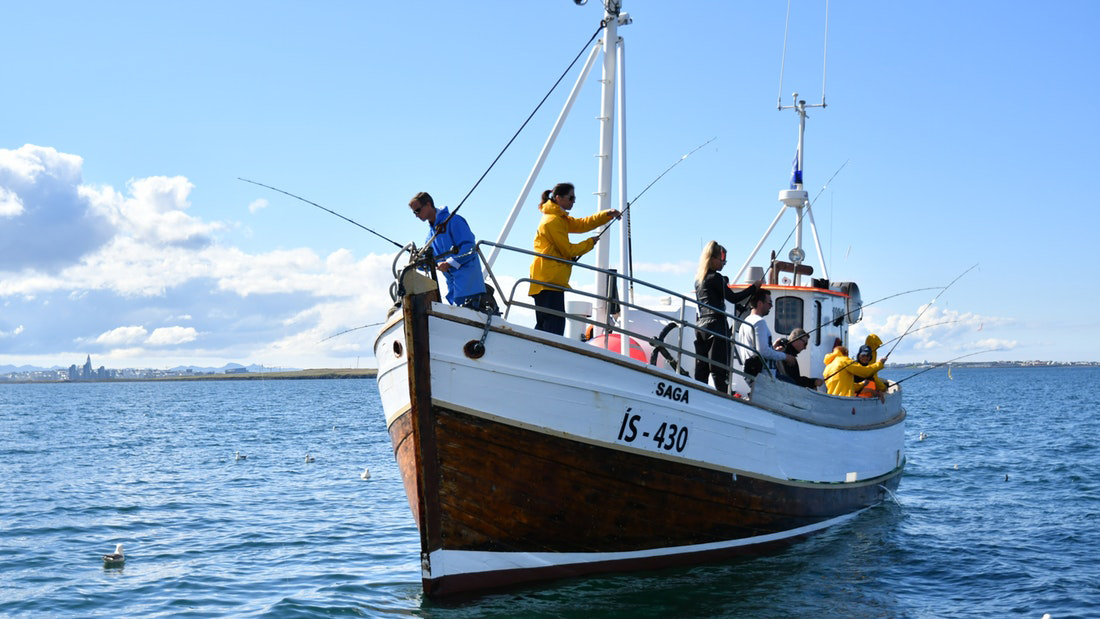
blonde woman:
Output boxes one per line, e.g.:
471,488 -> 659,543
693,241 -> 759,392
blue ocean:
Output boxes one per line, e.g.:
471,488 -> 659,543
1,367 -> 1097,618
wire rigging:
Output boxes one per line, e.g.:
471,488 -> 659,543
429,23 -> 607,248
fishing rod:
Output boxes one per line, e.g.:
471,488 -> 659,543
320,321 -> 385,343
592,136 -> 718,243
883,263 -> 979,358
891,349 -> 1003,386
875,318 -> 962,348
239,178 -> 404,249
819,319 -> 964,383
802,285 -> 941,340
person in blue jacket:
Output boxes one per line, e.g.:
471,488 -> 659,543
409,192 -> 486,307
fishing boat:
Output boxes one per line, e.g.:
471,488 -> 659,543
374,1 -> 904,597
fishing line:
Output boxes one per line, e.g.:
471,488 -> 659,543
593,136 -> 717,243
820,319 -> 965,383
891,349 -> 1002,386
321,321 -> 385,343
803,285 -> 940,340
428,23 -> 606,251
884,263 -> 979,358
874,318 -> 962,348
239,178 -> 404,249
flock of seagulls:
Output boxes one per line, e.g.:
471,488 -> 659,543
233,450 -> 370,480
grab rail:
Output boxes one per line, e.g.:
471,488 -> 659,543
469,240 -> 759,394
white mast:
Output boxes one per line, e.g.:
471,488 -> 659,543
732,93 -> 829,286
593,1 -> 632,357
593,1 -> 618,323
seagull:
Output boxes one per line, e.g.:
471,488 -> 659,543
103,544 -> 125,566
305,453 -> 315,463
918,432 -> 928,441
360,468 -> 371,480
235,451 -> 247,461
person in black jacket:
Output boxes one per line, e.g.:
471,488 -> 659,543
775,327 -> 825,389
693,241 -> 760,392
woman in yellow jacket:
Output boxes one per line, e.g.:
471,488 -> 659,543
529,182 -> 620,335
823,345 -> 887,397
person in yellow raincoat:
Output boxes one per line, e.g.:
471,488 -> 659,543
855,333 -> 888,395
528,182 -> 620,335
823,344 -> 887,397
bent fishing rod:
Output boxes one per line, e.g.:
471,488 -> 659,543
593,136 -> 718,244
875,319 -> 962,348
891,349 -> 1003,386
801,285 -> 942,341
819,318 -> 965,383
883,263 -> 979,358
238,178 -> 404,249
320,321 -> 385,343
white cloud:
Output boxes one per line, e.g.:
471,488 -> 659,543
94,326 -> 149,346
147,326 -> 198,346
853,306 -> 1015,359
91,175 -> 223,249
0,186 -> 23,217
0,145 -> 419,368
248,198 -> 268,214
0,145 -> 113,272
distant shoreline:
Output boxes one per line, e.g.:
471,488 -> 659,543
2,368 -> 377,384
152,368 -> 377,381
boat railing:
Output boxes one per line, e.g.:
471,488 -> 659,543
472,240 -> 758,394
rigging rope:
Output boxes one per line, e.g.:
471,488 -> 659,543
425,23 -> 606,256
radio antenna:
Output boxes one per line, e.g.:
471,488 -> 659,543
776,0 -> 830,109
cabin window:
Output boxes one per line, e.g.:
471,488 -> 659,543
774,296 -> 803,335
814,300 -> 823,346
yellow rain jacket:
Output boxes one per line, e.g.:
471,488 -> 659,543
528,201 -> 616,296
824,347 -> 885,397
862,333 -> 887,391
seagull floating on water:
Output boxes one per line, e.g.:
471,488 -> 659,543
305,453 -> 315,463
235,451 -> 247,461
918,432 -> 928,441
360,468 -> 371,480
102,544 -> 125,566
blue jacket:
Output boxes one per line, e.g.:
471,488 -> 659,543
427,206 -> 485,304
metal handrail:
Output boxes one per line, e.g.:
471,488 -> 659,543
472,240 -> 759,393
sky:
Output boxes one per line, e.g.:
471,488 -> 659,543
2,0 -> 1098,370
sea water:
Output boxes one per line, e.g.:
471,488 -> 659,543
0,368 -> 1096,618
